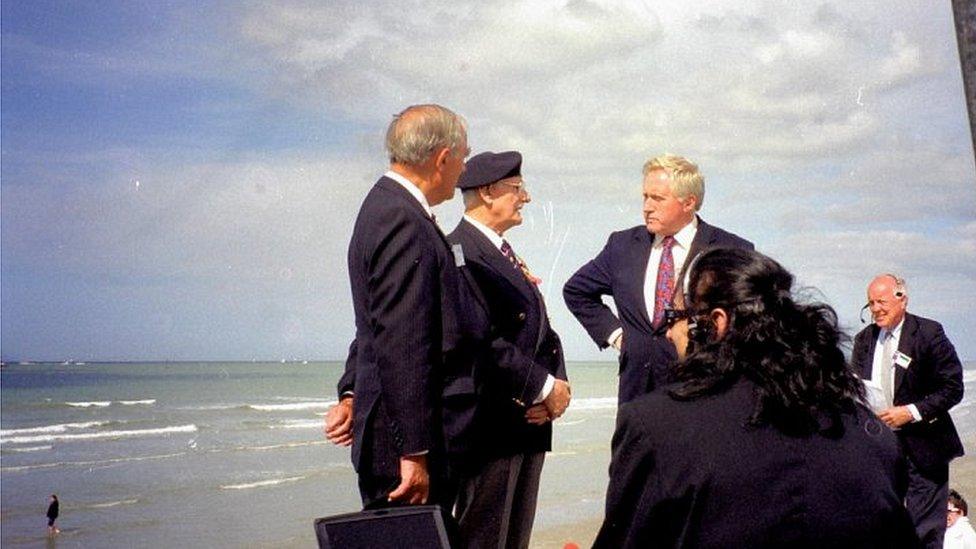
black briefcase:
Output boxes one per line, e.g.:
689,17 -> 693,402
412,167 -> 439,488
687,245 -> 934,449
313,505 -> 452,549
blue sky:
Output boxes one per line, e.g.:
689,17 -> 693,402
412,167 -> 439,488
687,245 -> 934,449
2,0 -> 974,362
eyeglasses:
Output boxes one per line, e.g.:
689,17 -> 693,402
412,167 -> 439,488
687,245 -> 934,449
663,308 -> 696,327
495,179 -> 528,196
949,507 -> 963,515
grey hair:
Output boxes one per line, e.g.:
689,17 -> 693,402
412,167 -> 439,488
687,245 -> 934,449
461,188 -> 482,210
386,104 -> 467,166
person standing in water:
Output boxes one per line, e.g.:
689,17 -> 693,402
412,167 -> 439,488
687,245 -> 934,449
46,494 -> 59,535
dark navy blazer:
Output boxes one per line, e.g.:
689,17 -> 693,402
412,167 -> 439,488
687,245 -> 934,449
563,217 -> 752,404
447,218 -> 567,463
344,177 -> 486,504
852,312 -> 964,471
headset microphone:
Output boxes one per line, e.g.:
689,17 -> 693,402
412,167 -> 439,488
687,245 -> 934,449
859,303 -> 871,324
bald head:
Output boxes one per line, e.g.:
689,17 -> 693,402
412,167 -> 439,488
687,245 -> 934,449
867,274 -> 908,330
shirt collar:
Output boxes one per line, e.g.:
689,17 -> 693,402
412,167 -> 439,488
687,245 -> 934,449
385,170 -> 433,217
654,216 -> 698,248
463,214 -> 505,250
883,317 -> 906,340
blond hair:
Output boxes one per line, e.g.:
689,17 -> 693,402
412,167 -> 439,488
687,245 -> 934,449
642,154 -> 704,210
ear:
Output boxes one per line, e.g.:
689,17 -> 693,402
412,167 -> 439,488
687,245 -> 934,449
682,194 -> 698,213
433,146 -> 452,167
479,185 -> 494,204
710,308 -> 729,338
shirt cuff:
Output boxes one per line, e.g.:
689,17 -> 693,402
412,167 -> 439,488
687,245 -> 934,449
340,391 -> 354,399
533,375 -> 556,404
404,450 -> 429,457
607,328 -> 624,349
907,404 -> 922,422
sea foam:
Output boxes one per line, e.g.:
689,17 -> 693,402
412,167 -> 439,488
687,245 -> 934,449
220,476 -> 305,490
0,421 -> 108,436
1,424 -> 197,445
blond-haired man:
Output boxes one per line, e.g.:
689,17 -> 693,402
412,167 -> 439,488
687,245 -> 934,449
563,154 -> 753,404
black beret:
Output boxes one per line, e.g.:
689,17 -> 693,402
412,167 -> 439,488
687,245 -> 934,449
456,151 -> 522,190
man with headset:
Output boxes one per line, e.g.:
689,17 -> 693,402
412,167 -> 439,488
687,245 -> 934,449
851,273 -> 965,549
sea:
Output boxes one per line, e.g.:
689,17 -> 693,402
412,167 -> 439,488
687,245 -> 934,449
2,361 -> 974,548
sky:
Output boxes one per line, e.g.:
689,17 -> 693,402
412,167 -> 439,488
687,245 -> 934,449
1,0 -> 974,362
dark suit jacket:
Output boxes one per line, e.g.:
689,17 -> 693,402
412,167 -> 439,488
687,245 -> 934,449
447,218 -> 567,463
562,217 -> 752,404
852,312 -> 964,471
345,176 -> 486,503
594,379 -> 918,549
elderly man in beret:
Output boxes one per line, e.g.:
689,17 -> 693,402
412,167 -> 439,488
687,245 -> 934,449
447,151 -> 570,549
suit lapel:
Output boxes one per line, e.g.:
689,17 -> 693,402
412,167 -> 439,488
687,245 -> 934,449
624,229 -> 655,330
894,314 -> 917,396
859,325 -> 880,379
463,220 -> 537,299
677,217 -> 712,285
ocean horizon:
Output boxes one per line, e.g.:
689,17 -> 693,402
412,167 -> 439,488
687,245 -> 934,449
2,360 -> 974,547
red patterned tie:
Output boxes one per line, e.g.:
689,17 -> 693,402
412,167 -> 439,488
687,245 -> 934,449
653,236 -> 676,327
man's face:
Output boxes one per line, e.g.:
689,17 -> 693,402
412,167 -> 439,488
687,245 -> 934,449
489,176 -> 531,233
867,277 -> 907,330
948,504 -> 963,528
642,169 -> 696,236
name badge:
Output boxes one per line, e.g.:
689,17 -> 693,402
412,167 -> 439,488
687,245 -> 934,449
451,244 -> 466,267
894,352 -> 912,369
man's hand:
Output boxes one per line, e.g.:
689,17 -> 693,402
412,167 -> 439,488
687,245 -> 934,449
388,455 -> 429,504
525,403 -> 550,425
324,396 -> 353,446
878,405 -> 914,429
544,379 -> 571,419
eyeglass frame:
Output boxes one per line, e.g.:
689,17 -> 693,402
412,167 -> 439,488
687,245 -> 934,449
493,178 -> 528,196
653,307 -> 701,336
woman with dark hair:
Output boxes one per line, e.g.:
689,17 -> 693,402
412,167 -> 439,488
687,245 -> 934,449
594,247 -> 918,548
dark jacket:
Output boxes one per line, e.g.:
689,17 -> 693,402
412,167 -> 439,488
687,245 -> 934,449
47,500 -> 59,520
563,218 -> 752,404
345,177 -> 487,504
851,312 -> 964,471
447,218 -> 567,462
594,379 -> 918,548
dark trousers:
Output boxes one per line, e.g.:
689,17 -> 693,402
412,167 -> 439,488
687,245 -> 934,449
454,452 -> 545,549
905,456 -> 949,549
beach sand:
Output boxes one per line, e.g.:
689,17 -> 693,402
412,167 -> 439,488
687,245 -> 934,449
530,434 -> 976,549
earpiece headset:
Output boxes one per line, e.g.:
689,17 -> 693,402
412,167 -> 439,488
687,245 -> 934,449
859,273 -> 907,323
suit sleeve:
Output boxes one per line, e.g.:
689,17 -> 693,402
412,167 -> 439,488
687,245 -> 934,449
563,236 -> 623,348
914,322 -> 963,420
336,339 -> 356,396
367,211 -> 438,456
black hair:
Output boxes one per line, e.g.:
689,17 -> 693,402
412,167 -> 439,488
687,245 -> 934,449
669,247 -> 866,436
951,489 -> 969,516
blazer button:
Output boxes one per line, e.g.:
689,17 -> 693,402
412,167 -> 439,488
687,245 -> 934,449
517,312 -> 526,321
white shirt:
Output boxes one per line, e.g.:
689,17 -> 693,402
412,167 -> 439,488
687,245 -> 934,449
462,214 -> 555,404
608,217 -> 698,347
946,516 -> 976,549
870,317 -> 921,422
385,170 -> 434,219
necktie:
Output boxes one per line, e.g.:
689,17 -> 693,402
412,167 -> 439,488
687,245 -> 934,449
501,240 -> 542,285
500,239 -> 520,270
880,331 -> 895,408
652,236 -> 676,327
